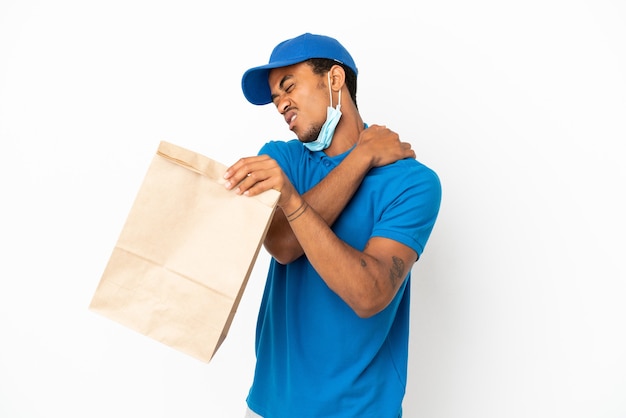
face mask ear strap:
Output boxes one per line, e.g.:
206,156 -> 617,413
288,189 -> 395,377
327,72 -> 341,108
327,72 -> 333,106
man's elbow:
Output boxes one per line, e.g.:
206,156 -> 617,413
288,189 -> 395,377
349,294 -> 392,319
264,244 -> 303,265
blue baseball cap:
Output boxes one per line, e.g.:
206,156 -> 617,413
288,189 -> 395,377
241,33 -> 358,105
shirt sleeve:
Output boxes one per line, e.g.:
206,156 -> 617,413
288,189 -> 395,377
372,163 -> 442,258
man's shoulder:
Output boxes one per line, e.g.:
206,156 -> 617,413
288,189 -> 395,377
260,138 -> 302,150
376,157 -> 439,180
259,139 -> 303,157
369,158 -> 441,201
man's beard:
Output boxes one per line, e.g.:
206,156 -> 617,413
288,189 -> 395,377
299,123 -> 322,144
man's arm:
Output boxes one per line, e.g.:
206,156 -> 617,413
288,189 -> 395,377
280,193 -> 418,318
224,125 -> 416,264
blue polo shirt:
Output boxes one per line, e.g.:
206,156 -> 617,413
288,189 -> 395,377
246,138 -> 441,418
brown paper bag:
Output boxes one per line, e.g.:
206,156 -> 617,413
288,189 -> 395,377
89,141 -> 279,362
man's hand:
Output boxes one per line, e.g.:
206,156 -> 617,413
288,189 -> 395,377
223,154 -> 298,208
354,124 -> 416,168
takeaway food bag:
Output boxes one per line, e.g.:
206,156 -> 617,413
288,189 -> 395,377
89,141 -> 279,362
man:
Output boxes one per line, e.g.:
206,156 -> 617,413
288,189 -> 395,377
224,33 -> 441,418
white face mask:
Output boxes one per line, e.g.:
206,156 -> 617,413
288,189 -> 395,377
304,72 -> 342,151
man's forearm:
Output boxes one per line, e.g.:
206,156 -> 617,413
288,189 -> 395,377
264,148 -> 372,264
278,194 -> 416,318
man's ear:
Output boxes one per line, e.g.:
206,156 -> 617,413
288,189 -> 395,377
329,64 -> 346,92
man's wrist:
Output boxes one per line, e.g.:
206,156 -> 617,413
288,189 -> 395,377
347,144 -> 376,171
281,195 -> 306,216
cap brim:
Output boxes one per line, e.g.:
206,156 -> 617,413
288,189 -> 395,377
241,58 -> 306,105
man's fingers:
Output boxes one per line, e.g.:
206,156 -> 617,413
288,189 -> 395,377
224,156 -> 266,189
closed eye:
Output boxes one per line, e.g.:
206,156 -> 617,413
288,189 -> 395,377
271,74 -> 295,106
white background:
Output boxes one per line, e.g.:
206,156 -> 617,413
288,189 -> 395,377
1,0 -> 625,417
